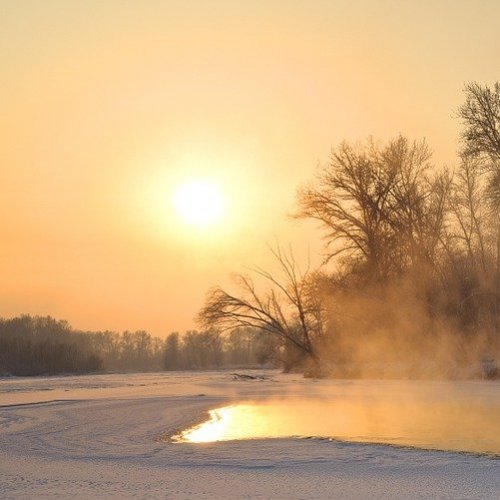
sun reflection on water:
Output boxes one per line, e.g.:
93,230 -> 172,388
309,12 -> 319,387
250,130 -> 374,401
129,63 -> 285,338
178,406 -> 234,443
172,399 -> 500,454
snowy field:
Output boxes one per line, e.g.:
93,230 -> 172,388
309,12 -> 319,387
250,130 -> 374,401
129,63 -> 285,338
1,370 -> 499,499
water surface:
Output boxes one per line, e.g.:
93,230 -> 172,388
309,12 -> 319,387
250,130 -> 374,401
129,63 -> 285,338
174,395 -> 500,454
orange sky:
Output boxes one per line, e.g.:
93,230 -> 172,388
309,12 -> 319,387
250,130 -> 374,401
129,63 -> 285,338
1,0 -> 499,335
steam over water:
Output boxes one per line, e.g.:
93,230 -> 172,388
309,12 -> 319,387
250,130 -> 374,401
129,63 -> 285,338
174,381 -> 500,454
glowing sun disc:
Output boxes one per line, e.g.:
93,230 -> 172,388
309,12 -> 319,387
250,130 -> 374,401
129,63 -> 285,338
173,180 -> 225,228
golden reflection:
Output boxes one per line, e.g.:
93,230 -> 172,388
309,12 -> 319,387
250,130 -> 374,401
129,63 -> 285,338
173,400 -> 500,454
178,406 -> 234,443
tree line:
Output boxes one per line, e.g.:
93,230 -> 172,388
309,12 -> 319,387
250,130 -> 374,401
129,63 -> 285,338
0,315 -> 276,376
200,82 -> 500,379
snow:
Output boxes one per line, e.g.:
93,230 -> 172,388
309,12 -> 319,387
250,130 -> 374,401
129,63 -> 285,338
1,371 -> 499,499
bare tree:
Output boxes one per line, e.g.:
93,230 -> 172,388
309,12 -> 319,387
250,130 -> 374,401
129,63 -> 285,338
440,157 -> 498,332
459,82 -> 500,161
385,141 -> 450,272
459,82 -> 500,334
449,158 -> 488,272
297,138 -> 398,279
198,246 -> 325,371
297,136 -> 446,281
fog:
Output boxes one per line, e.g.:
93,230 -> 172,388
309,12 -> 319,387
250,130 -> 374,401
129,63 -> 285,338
319,275 -> 499,379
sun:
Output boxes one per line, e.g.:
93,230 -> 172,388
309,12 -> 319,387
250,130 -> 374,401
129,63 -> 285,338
172,180 -> 226,228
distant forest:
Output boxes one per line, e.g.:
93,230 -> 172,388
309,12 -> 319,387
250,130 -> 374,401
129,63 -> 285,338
0,315 -> 277,376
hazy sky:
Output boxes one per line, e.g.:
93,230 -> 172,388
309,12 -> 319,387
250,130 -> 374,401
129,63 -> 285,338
1,0 -> 499,335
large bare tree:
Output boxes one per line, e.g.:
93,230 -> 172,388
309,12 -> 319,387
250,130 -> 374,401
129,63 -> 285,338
297,136 -> 447,281
297,138 -> 398,278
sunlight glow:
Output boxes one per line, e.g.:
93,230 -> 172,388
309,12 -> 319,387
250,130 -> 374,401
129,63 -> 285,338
173,180 -> 225,229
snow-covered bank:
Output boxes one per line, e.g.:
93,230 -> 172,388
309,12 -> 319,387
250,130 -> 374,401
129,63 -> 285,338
1,371 -> 499,499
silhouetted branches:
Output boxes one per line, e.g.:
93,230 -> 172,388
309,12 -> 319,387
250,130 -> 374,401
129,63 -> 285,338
198,246 -> 326,372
